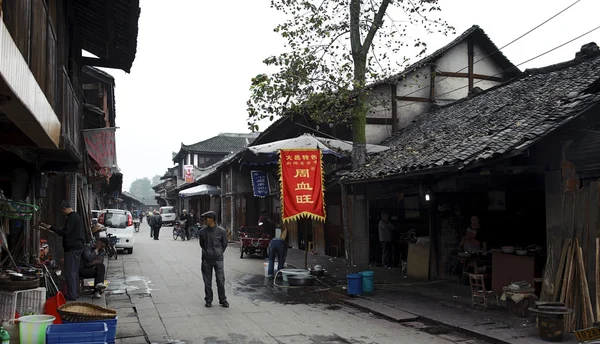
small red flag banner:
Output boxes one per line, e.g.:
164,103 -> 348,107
279,149 -> 326,223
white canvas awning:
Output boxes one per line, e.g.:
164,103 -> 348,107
247,134 -> 389,155
178,184 -> 220,198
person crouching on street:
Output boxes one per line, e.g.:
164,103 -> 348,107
199,211 -> 229,308
39,200 -> 85,301
80,238 -> 108,299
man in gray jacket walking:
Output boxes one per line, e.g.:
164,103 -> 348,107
199,211 -> 228,308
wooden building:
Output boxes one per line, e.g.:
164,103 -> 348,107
343,44 -> 600,315
0,0 -> 139,263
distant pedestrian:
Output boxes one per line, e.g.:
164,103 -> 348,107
179,209 -> 192,241
39,200 -> 85,301
151,210 -> 162,240
199,211 -> 228,308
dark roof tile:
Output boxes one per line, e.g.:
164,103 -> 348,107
347,52 -> 600,181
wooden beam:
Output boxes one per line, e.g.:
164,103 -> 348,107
81,57 -> 122,70
429,65 -> 436,101
396,96 -> 431,103
436,71 -> 505,83
468,36 -> 474,90
390,84 -> 398,133
366,117 -> 392,125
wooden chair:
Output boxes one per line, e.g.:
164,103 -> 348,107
468,274 -> 499,309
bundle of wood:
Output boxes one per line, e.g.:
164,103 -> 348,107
553,238 -> 599,331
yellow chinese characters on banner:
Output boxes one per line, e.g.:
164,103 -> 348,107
279,149 -> 326,222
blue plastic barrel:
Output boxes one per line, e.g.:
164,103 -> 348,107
347,274 -> 363,295
359,270 -> 375,294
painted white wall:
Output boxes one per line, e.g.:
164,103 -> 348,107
365,37 -> 510,145
436,41 -> 468,72
435,76 -> 469,100
396,66 -> 431,98
473,44 -> 505,76
366,84 -> 392,119
366,124 -> 393,144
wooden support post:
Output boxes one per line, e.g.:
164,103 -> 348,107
390,84 -> 398,133
304,220 -> 308,270
576,238 -> 594,328
597,237 -> 600,322
341,182 -> 353,274
467,36 -> 475,91
429,65 -> 436,101
553,239 -> 571,302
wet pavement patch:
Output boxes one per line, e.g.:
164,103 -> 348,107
231,273 -> 343,305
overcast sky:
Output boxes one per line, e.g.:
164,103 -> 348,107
105,0 -> 600,190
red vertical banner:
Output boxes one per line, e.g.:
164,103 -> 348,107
279,149 -> 326,222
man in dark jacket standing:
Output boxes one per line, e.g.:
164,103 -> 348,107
199,211 -> 228,308
151,211 -> 162,240
39,200 -> 85,301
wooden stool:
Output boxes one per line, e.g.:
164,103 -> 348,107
468,274 -> 499,309
308,241 -> 314,252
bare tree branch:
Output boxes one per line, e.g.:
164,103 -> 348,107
362,0 -> 392,56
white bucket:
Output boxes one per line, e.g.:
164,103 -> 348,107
18,315 -> 55,344
280,269 -> 309,282
263,262 -> 280,276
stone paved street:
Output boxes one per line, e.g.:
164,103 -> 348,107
105,222 -> 490,344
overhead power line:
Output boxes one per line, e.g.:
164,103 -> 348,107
394,23 -> 600,110
398,0 -> 581,99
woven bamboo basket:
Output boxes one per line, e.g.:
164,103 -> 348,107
57,302 -> 117,322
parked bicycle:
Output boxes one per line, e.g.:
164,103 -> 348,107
94,226 -> 117,259
189,223 -> 203,239
173,220 -> 185,240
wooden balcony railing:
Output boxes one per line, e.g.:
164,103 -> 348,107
61,68 -> 82,153
3,0 -> 83,156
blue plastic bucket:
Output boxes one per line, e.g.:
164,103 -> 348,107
347,274 -> 363,295
359,270 -> 375,294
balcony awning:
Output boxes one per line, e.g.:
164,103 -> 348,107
179,184 -> 220,198
83,127 -> 117,178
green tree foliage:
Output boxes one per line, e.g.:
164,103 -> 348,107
129,178 -> 154,200
247,0 -> 454,167
151,175 -> 161,187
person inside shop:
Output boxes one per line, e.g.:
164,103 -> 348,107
459,215 -> 487,252
179,209 -> 192,241
80,238 -> 108,299
39,200 -> 85,301
199,210 -> 229,308
379,211 -> 395,269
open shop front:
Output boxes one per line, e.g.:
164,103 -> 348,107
367,173 -> 548,302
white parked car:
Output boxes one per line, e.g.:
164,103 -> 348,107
160,206 -> 176,226
98,209 -> 135,254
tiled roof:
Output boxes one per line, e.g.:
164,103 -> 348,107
368,25 -> 518,88
176,133 -> 259,158
185,133 -> 259,152
346,49 -> 600,181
